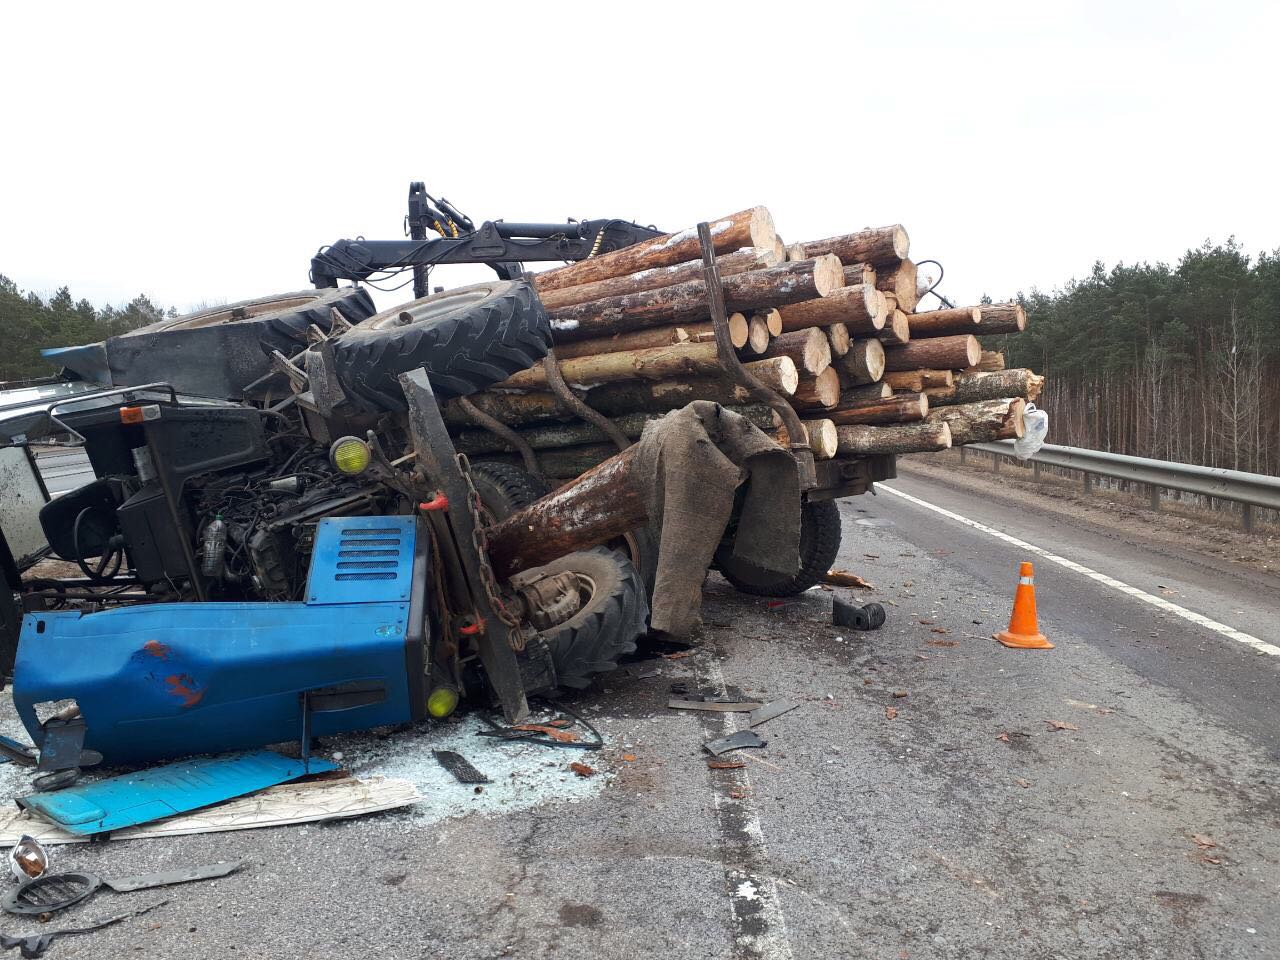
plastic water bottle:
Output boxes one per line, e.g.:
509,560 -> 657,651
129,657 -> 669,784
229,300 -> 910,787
201,514 -> 227,578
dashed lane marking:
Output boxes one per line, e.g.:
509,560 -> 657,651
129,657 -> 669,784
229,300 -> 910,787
879,483 -> 1280,657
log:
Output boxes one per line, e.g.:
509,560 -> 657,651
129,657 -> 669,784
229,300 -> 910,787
785,242 -> 808,262
876,260 -> 919,313
800,225 -> 909,267
582,379 -> 757,417
922,384 -> 957,402
453,404 -> 779,456
836,421 -> 952,456
875,308 -> 911,345
833,338 -> 885,385
443,390 -> 568,428
826,322 -> 851,358
745,315 -> 771,355
907,306 -> 984,338
777,283 -> 884,335
536,247 -> 780,311
548,256 -> 844,342
532,207 -> 776,293
775,418 -> 838,459
772,236 -> 786,264
500,341 -> 726,390
826,393 -> 928,426
926,398 -> 1025,444
930,369 -> 1044,407
756,308 -> 783,337
842,263 -> 877,287
745,356 -> 800,395
884,335 -> 980,371
836,382 -> 892,404
728,312 -> 750,350
790,367 -> 840,409
762,328 -> 830,376
551,321 -> 717,361
970,350 -> 1005,372
977,303 -> 1027,334
882,369 -> 954,392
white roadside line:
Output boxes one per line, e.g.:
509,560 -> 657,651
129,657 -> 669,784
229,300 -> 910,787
878,483 -> 1280,657
702,655 -> 795,960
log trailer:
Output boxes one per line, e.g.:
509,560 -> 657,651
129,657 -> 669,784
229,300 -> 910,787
0,185 -> 899,784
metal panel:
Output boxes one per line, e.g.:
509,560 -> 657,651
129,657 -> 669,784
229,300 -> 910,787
0,447 -> 49,561
306,515 -> 416,605
971,441 -> 1280,511
17,750 -> 336,836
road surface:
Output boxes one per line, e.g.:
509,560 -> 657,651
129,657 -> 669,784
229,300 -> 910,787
0,465 -> 1275,959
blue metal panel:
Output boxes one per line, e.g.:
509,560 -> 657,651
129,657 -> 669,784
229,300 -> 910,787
306,515 -> 416,605
17,750 -> 337,836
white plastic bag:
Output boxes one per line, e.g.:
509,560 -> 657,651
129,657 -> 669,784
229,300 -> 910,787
1013,403 -> 1048,460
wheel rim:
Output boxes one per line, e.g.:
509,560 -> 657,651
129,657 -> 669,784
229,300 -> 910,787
365,286 -> 497,330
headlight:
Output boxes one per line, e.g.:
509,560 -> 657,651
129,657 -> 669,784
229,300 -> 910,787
329,436 -> 371,476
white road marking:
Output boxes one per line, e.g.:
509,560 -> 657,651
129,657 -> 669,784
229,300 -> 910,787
879,483 -> 1280,657
703,656 -> 795,960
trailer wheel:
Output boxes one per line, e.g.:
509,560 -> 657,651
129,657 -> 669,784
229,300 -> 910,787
88,287 -> 378,399
513,547 -> 648,689
715,499 -> 842,597
334,280 -> 551,409
468,462 -> 549,522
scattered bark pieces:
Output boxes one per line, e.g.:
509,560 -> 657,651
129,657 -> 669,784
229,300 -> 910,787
622,754 -> 637,762
885,706 -> 898,720
892,690 -> 909,699
707,760 -> 745,770
927,639 -> 958,648
918,618 -> 935,625
1203,857 -> 1222,866
514,724 -> 582,743
1192,835 -> 1217,850
1014,777 -> 1033,789
1044,720 -> 1079,732
930,627 -> 948,635
569,762 -> 596,778
996,732 -> 1010,742
822,569 -> 874,589
662,651 -> 693,660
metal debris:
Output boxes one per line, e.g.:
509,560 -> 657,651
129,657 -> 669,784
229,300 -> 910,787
748,700 -> 800,728
668,699 -> 763,713
702,730 -> 767,757
432,750 -> 491,785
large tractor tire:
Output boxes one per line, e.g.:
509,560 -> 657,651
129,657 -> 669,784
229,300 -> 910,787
333,280 -> 551,409
92,288 -> 376,399
513,548 -> 648,689
715,498 -> 842,597
468,461 -> 550,522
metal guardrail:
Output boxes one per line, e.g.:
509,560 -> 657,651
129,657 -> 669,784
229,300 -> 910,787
964,441 -> 1280,531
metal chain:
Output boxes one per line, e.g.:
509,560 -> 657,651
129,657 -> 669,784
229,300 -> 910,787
456,453 -> 529,651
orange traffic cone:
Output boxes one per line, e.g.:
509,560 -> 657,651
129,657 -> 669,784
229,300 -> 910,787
994,561 -> 1053,649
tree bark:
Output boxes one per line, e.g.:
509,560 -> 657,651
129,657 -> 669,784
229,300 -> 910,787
906,306 -> 983,337
877,259 -> 919,313
536,247 -> 780,311
875,308 -> 911,345
969,350 -> 1005,372
501,341 -> 728,390
790,367 -> 840,408
825,393 -> 928,426
775,418 -> 838,459
785,242 -> 808,262
756,308 -> 783,336
836,421 -> 952,455
762,328 -> 830,376
582,378 -> 758,417
978,303 -> 1027,334
443,390 -> 568,428
883,369 -> 954,391
884,335 -> 981,371
926,398 -> 1025,444
487,446 -> 648,577
551,321 -> 717,361
548,257 -> 844,342
744,356 -> 799,395
800,225 -> 910,266
531,207 -> 775,294
776,283 -> 883,335
837,382 -> 892,404
930,369 -> 1044,407
826,322 -> 851,358
833,338 -> 886,385
842,263 -> 876,287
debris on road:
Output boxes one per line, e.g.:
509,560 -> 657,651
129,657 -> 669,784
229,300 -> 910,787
667,699 -> 763,713
1014,778 -> 1033,789
0,898 -> 167,959
432,750 -> 492,785
6,837 -> 46,881
2,861 -> 241,917
822,569 -> 874,589
1044,720 -> 1079,732
706,760 -> 746,770
703,731 -> 767,757
569,762 -> 596,778
1191,835 -> 1217,850
885,707 -> 899,720
833,598 -> 887,630
748,700 -> 800,728
892,690 -> 909,699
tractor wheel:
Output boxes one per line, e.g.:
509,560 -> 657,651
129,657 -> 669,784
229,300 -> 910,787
333,280 -> 550,409
97,287 -> 377,399
468,462 -> 549,522
512,547 -> 648,690
715,498 -> 842,597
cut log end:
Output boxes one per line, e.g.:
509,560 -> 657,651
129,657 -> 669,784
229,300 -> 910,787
790,367 -> 841,408
812,254 -> 846,298
746,316 -> 771,355
728,312 -> 750,350
745,355 -> 799,396
749,206 -> 778,252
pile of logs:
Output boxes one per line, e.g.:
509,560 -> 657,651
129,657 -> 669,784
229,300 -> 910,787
441,206 -> 1042,479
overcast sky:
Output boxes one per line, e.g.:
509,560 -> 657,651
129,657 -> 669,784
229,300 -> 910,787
2,1 -> 1277,317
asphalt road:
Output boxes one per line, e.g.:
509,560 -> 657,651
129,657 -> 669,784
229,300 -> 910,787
0,466 -> 1276,959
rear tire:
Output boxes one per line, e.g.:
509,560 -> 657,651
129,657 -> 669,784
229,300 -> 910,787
513,548 -> 648,689
334,280 -> 550,409
715,499 -> 842,597
468,462 -> 549,522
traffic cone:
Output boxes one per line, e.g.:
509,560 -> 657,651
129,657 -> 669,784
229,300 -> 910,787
994,561 -> 1053,649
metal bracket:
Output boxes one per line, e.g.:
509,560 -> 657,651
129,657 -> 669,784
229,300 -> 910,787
696,223 -> 817,490
399,368 -> 529,723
